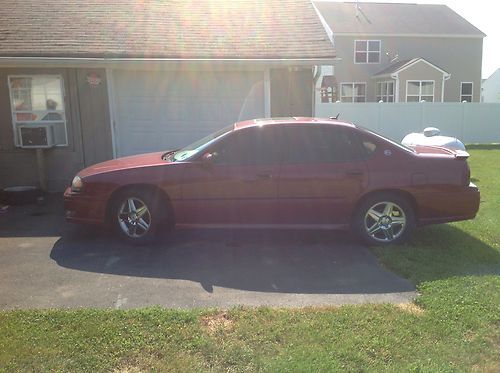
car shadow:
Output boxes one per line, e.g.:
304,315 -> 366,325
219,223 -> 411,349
377,223 -> 500,283
49,226 -> 416,295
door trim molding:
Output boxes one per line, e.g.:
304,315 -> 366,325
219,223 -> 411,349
105,68 -> 118,158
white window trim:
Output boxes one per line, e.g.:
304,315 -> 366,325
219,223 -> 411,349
460,82 -> 474,102
354,40 -> 381,64
7,74 -> 68,147
376,81 -> 395,102
340,82 -> 367,103
405,80 -> 435,102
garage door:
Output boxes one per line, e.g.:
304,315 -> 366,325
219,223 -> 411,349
113,70 -> 264,156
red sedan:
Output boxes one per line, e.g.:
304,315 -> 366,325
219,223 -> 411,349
64,117 -> 480,245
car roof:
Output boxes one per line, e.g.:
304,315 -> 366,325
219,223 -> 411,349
233,117 -> 356,131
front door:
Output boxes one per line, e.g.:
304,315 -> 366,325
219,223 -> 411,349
177,126 -> 284,225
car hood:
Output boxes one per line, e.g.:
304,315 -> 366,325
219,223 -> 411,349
79,151 -> 171,178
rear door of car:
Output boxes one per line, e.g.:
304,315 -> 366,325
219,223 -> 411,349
277,125 -> 368,226
177,126 -> 285,225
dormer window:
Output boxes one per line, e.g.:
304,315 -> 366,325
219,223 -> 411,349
354,40 -> 381,64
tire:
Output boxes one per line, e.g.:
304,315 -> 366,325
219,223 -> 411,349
1,186 -> 41,205
353,193 -> 415,246
110,188 -> 167,245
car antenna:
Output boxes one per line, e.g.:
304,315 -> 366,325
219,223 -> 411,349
329,113 -> 340,120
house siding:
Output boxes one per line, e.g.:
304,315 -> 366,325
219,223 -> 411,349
332,35 -> 483,102
76,69 -> 113,166
397,62 -> 445,102
270,68 -> 313,117
0,67 -> 112,192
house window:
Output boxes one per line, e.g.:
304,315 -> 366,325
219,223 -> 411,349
340,83 -> 366,102
8,75 -> 68,146
354,40 -> 381,64
376,81 -> 395,102
460,82 -> 473,102
406,80 -> 434,102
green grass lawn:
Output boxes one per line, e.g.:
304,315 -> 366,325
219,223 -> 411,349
1,145 -> 499,372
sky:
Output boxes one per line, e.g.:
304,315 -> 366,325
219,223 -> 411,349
320,0 -> 499,78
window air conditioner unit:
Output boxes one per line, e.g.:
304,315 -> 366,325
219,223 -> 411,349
18,124 -> 55,148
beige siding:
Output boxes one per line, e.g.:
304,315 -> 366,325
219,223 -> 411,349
397,61 -> 445,102
332,35 -> 483,102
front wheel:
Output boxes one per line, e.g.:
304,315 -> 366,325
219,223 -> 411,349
111,189 -> 164,245
354,193 -> 415,245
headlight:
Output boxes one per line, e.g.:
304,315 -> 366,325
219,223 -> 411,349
71,176 -> 84,192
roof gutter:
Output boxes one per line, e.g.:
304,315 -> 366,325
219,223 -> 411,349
0,56 -> 341,69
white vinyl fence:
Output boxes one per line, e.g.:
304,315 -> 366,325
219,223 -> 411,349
315,102 -> 500,144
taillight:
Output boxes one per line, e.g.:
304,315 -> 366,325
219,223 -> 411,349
463,162 -> 471,185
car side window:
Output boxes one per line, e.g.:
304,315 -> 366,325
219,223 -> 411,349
210,127 -> 283,166
284,126 -> 364,164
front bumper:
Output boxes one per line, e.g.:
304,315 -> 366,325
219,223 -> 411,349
63,187 -> 107,225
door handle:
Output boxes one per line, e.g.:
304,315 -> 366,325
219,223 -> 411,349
345,169 -> 364,176
243,173 -> 273,183
256,173 -> 273,179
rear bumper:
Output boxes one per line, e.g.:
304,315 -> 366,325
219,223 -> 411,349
418,182 -> 480,226
63,187 -> 107,225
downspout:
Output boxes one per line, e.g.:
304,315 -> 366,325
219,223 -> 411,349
442,73 -> 451,102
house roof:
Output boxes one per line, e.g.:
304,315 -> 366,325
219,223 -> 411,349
372,57 -> 450,77
0,0 -> 335,60
313,1 -> 485,36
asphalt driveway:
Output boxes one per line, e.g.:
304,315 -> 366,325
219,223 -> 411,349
0,195 -> 415,309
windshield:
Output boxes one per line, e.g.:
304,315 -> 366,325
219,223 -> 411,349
172,125 -> 233,161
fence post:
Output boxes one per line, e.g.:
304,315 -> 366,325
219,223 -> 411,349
461,102 -> 466,142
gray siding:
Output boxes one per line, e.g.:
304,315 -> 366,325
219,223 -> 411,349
270,68 -> 313,117
0,67 -> 112,192
333,35 -> 483,102
76,69 -> 113,166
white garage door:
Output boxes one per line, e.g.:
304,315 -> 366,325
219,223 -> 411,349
113,70 -> 264,156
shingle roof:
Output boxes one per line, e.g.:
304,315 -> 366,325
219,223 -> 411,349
372,59 -> 414,76
372,57 -> 450,77
314,1 -> 485,36
0,0 -> 335,59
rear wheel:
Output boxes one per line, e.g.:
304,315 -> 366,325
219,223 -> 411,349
354,193 -> 415,245
111,189 -> 165,245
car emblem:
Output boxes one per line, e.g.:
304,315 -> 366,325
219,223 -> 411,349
384,149 -> 392,156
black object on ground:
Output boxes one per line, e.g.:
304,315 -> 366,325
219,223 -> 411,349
1,186 -> 42,205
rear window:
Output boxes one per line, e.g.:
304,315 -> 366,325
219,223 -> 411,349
283,126 -> 365,164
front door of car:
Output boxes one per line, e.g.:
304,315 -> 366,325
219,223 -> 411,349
278,125 -> 368,226
177,126 -> 283,225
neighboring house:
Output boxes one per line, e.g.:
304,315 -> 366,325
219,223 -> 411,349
314,1 -> 485,103
0,0 -> 335,191
481,69 -> 500,102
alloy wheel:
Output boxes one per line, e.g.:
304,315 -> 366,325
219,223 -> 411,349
117,197 -> 152,238
364,201 -> 406,243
